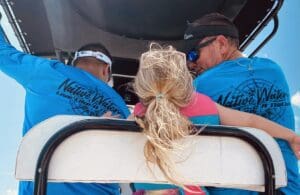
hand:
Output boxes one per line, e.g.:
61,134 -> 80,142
127,114 -> 134,120
289,134 -> 300,159
101,111 -> 120,119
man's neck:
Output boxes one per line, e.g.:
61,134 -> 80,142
225,48 -> 243,61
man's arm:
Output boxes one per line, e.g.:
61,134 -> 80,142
0,26 -> 56,87
216,103 -> 300,159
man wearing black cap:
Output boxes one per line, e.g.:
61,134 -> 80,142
0,24 -> 130,194
184,13 -> 300,195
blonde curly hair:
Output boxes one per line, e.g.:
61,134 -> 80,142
134,43 -> 194,186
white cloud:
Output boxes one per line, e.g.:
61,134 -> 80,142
262,53 -> 269,58
6,189 -> 17,195
291,91 -> 300,108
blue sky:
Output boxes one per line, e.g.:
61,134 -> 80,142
0,1 -> 300,195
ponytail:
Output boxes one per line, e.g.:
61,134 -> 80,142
134,43 -> 194,186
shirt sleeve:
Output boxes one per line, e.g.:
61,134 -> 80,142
0,28 -> 55,87
133,102 -> 146,117
193,75 -> 208,93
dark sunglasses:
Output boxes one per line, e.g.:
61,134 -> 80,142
187,37 -> 217,63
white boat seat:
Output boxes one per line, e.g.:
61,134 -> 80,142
15,115 -> 287,193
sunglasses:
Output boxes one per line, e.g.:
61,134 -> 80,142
187,37 -> 217,63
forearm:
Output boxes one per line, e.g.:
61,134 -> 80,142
246,113 -> 295,142
217,103 -> 295,142
0,26 -> 18,53
248,112 -> 300,160
0,25 -> 52,86
0,26 -> 51,67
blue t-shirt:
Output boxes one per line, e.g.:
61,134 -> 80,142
194,57 -> 300,195
0,31 -> 130,195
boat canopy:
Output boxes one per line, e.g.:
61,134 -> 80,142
0,0 -> 284,104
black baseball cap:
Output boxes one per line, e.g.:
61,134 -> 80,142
183,14 -> 239,52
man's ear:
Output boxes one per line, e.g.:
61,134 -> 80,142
102,64 -> 110,82
216,35 -> 229,55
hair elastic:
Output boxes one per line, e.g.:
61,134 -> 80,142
156,93 -> 164,99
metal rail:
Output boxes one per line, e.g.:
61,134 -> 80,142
0,0 -> 30,52
249,15 -> 279,57
240,0 -> 284,55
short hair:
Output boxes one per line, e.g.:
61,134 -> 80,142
73,43 -> 112,66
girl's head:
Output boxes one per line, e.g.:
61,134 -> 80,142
134,43 -> 194,186
135,43 -> 194,106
